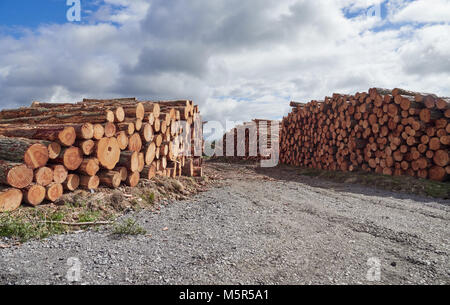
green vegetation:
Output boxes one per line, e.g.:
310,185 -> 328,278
112,218 -> 147,236
0,213 -> 67,242
140,192 -> 155,205
78,210 -> 100,223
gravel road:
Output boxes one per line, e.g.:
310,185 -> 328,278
1,162 -> 449,285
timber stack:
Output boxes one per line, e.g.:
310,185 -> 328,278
218,119 -> 280,161
280,88 -> 449,182
0,98 -> 203,212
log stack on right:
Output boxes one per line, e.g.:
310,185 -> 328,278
280,88 -> 449,181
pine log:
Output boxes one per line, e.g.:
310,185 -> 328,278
0,187 -> 23,212
48,142 -> 62,159
138,152 -> 145,173
118,151 -> 139,173
145,142 -> 156,165
53,147 -> 83,171
141,123 -> 154,143
98,171 -> 121,188
96,137 -> 120,170
0,136 -> 49,169
34,166 -> 53,186
77,158 -> 100,177
0,125 -> 76,146
117,123 -> 135,135
0,111 -> 115,125
23,184 -> 46,207
77,139 -> 95,156
0,161 -> 34,189
46,183 -> 63,202
79,175 -> 100,190
64,174 -> 80,191
116,131 -> 129,150
126,172 -> 140,187
104,122 -> 117,138
141,164 -> 156,180
116,167 -> 128,182
128,133 -> 143,152
93,124 -> 105,140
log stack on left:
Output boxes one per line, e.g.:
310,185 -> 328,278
0,98 -> 203,212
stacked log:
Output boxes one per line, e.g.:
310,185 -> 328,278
218,119 -> 281,162
0,98 -> 203,212
280,88 -> 449,182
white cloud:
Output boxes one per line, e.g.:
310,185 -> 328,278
0,0 -> 449,123
389,0 -> 450,23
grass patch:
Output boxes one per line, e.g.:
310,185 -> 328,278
112,218 -> 147,236
0,213 -> 67,242
78,210 -> 100,223
140,192 -> 155,205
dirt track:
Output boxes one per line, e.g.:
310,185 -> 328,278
1,161 -> 449,285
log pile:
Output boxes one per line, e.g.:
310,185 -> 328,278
280,88 -> 449,182
218,119 -> 280,161
0,98 -> 203,212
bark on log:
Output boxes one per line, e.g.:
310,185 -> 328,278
77,158 -> 100,177
0,136 -> 49,169
64,174 -> 80,191
117,151 -> 139,173
98,171 -> 121,188
79,175 -> 100,190
0,125 -> 76,146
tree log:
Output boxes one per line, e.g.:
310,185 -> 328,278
46,183 -> 63,202
0,161 -> 33,189
96,137 -> 120,170
0,125 -> 76,146
0,187 -> 23,212
0,136 -> 49,169
34,166 -> 53,186
53,147 -> 83,171
64,174 -> 80,191
79,175 -> 100,190
98,171 -> 121,188
23,184 -> 46,207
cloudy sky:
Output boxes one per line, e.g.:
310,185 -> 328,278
0,0 -> 449,126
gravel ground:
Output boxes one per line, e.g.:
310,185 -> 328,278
1,162 -> 449,285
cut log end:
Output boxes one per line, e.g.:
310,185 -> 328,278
64,174 -> 80,191
24,144 -> 49,169
24,184 -> 46,207
46,183 -> 63,202
0,188 -> 23,212
96,137 -> 120,170
51,164 -> 69,184
34,166 -> 53,186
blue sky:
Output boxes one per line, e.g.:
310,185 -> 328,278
0,0 -> 72,28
